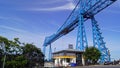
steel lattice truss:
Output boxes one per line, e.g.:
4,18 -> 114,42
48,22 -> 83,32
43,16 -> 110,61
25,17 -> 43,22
43,0 -> 117,63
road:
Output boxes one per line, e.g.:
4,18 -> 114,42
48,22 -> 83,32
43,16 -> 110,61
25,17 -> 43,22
73,65 -> 120,68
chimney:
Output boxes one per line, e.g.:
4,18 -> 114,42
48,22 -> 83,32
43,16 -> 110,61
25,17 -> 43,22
68,44 -> 73,49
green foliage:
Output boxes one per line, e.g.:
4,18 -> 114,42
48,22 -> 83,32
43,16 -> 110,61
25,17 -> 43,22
83,46 -> 101,64
0,36 -> 44,68
5,55 -> 27,68
0,36 -> 10,45
23,43 -> 44,67
23,43 -> 39,54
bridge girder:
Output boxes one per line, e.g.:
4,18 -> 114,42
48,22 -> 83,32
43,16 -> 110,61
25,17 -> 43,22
43,0 -> 117,63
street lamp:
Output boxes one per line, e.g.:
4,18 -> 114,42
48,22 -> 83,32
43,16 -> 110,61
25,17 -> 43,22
2,42 -> 6,68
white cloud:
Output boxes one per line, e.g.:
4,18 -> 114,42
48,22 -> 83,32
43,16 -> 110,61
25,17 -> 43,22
22,2 -> 75,11
115,0 -> 120,7
0,16 -> 27,26
38,0 -> 65,4
0,25 -> 45,49
107,29 -> 120,33
102,28 -> 120,33
0,25 -> 27,33
103,0 -> 120,14
35,0 -> 75,5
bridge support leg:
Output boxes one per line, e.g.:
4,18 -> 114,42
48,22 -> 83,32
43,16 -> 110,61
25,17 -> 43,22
48,44 -> 52,61
43,46 -> 46,60
91,16 -> 111,63
76,14 -> 88,51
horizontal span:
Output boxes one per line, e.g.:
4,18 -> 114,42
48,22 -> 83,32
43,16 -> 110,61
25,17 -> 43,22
43,0 -> 117,47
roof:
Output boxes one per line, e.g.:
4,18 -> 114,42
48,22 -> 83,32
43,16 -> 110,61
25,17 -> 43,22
53,49 -> 84,54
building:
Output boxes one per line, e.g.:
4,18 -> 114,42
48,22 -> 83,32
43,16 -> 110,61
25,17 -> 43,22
52,49 -> 85,67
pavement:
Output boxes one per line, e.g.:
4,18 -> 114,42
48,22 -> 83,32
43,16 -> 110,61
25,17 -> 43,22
73,65 -> 120,68
43,65 -> 120,68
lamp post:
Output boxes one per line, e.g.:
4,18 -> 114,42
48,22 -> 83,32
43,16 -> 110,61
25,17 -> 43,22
2,42 -> 6,68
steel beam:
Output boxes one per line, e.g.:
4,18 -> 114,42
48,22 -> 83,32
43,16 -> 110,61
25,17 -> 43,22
43,0 -> 117,63
91,16 -> 110,63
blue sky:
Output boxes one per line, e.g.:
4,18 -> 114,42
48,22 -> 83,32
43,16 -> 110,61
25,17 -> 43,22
0,0 -> 120,60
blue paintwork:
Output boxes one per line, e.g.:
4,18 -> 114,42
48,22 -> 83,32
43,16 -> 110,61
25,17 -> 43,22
43,0 -> 117,63
91,16 -> 110,63
76,14 -> 88,51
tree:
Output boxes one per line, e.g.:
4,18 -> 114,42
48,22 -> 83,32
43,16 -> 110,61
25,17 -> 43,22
0,36 -> 22,55
0,36 -> 26,68
0,36 -> 44,68
22,43 -> 44,67
0,36 -> 11,68
83,46 -> 101,65
5,55 -> 27,68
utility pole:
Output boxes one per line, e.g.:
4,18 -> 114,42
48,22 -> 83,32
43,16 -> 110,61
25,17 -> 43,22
2,42 -> 6,68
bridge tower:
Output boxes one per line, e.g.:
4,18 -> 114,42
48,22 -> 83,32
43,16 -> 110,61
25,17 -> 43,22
43,0 -> 117,63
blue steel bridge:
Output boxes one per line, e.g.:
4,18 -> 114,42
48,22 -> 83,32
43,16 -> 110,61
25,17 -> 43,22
43,0 -> 117,63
